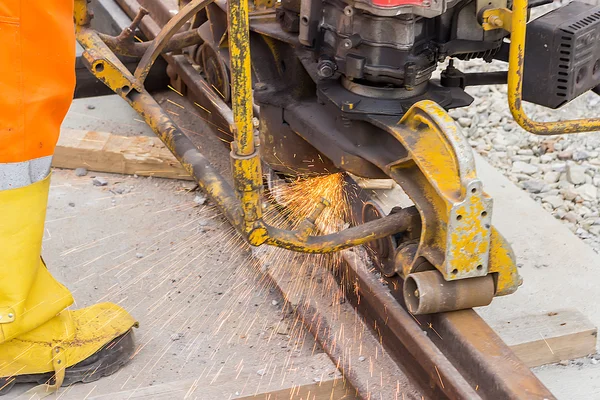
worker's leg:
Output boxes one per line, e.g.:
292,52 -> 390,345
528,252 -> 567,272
0,0 -> 136,393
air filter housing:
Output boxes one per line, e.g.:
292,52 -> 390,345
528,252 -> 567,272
522,1 -> 600,109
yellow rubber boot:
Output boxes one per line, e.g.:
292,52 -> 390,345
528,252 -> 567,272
0,176 -> 137,395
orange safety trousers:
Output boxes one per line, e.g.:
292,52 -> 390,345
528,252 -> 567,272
0,0 -> 75,164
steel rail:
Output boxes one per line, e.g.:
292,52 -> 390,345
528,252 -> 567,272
98,2 -> 556,398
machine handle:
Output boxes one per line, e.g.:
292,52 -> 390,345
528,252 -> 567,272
506,0 -> 600,135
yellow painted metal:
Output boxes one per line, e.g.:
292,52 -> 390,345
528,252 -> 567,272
506,0 -> 600,134
227,0 -> 269,238
73,0 -> 92,27
230,150 -> 268,242
253,0 -> 277,9
380,101 -> 519,294
387,101 -> 492,281
228,0 -> 256,157
481,8 -> 512,31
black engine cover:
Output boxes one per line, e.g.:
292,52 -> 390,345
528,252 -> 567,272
522,1 -> 600,109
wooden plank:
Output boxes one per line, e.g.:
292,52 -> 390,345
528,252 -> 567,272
489,309 -> 597,367
89,353 -> 356,400
53,129 -> 192,180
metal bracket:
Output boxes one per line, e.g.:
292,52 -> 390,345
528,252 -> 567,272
385,101 -> 493,281
481,7 -> 512,31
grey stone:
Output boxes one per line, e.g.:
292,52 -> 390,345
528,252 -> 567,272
488,112 -> 502,124
579,205 -> 593,216
563,211 -> 579,224
512,161 -> 538,175
75,167 -> 88,177
567,164 -> 587,185
557,150 -> 573,160
540,154 -> 555,163
358,356 -> 366,362
194,195 -> 207,205
522,180 -> 547,194
92,177 -> 108,186
517,149 -> 534,156
551,162 -> 567,172
136,253 -> 144,259
449,109 -> 466,119
542,195 -> 564,209
544,171 -> 561,184
562,188 -> 578,201
512,155 -> 532,162
573,150 -> 590,161
457,117 -> 472,128
576,184 -> 598,202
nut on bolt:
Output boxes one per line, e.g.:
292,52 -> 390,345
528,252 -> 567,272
317,59 -> 337,78
488,15 -> 503,28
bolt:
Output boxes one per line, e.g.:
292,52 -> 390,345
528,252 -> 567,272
342,39 -> 353,49
7,313 -> 13,319
414,290 -> 420,298
318,64 -> 334,78
317,60 -> 336,78
344,6 -> 354,16
489,15 -> 503,28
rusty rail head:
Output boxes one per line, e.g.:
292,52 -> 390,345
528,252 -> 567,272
426,310 -> 557,399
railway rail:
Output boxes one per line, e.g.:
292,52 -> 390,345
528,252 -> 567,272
84,1 -> 557,398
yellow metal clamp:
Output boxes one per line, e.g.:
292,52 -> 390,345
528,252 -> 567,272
483,1 -> 600,134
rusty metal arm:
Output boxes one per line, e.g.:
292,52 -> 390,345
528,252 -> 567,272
264,208 -> 418,253
98,30 -> 202,57
504,0 -> 600,134
133,0 -> 213,84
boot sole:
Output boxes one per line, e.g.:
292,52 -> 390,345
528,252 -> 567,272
0,329 -> 135,396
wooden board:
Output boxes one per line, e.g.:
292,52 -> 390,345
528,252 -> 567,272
53,129 -> 193,180
490,309 -> 597,367
88,353 -> 356,400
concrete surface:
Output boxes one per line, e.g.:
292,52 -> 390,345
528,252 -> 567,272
63,95 -> 155,137
475,155 -> 600,399
6,170 -> 331,400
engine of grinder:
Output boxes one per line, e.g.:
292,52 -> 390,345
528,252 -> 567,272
282,0 -> 507,94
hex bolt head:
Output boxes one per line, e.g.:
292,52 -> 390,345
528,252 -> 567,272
317,60 -> 336,78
